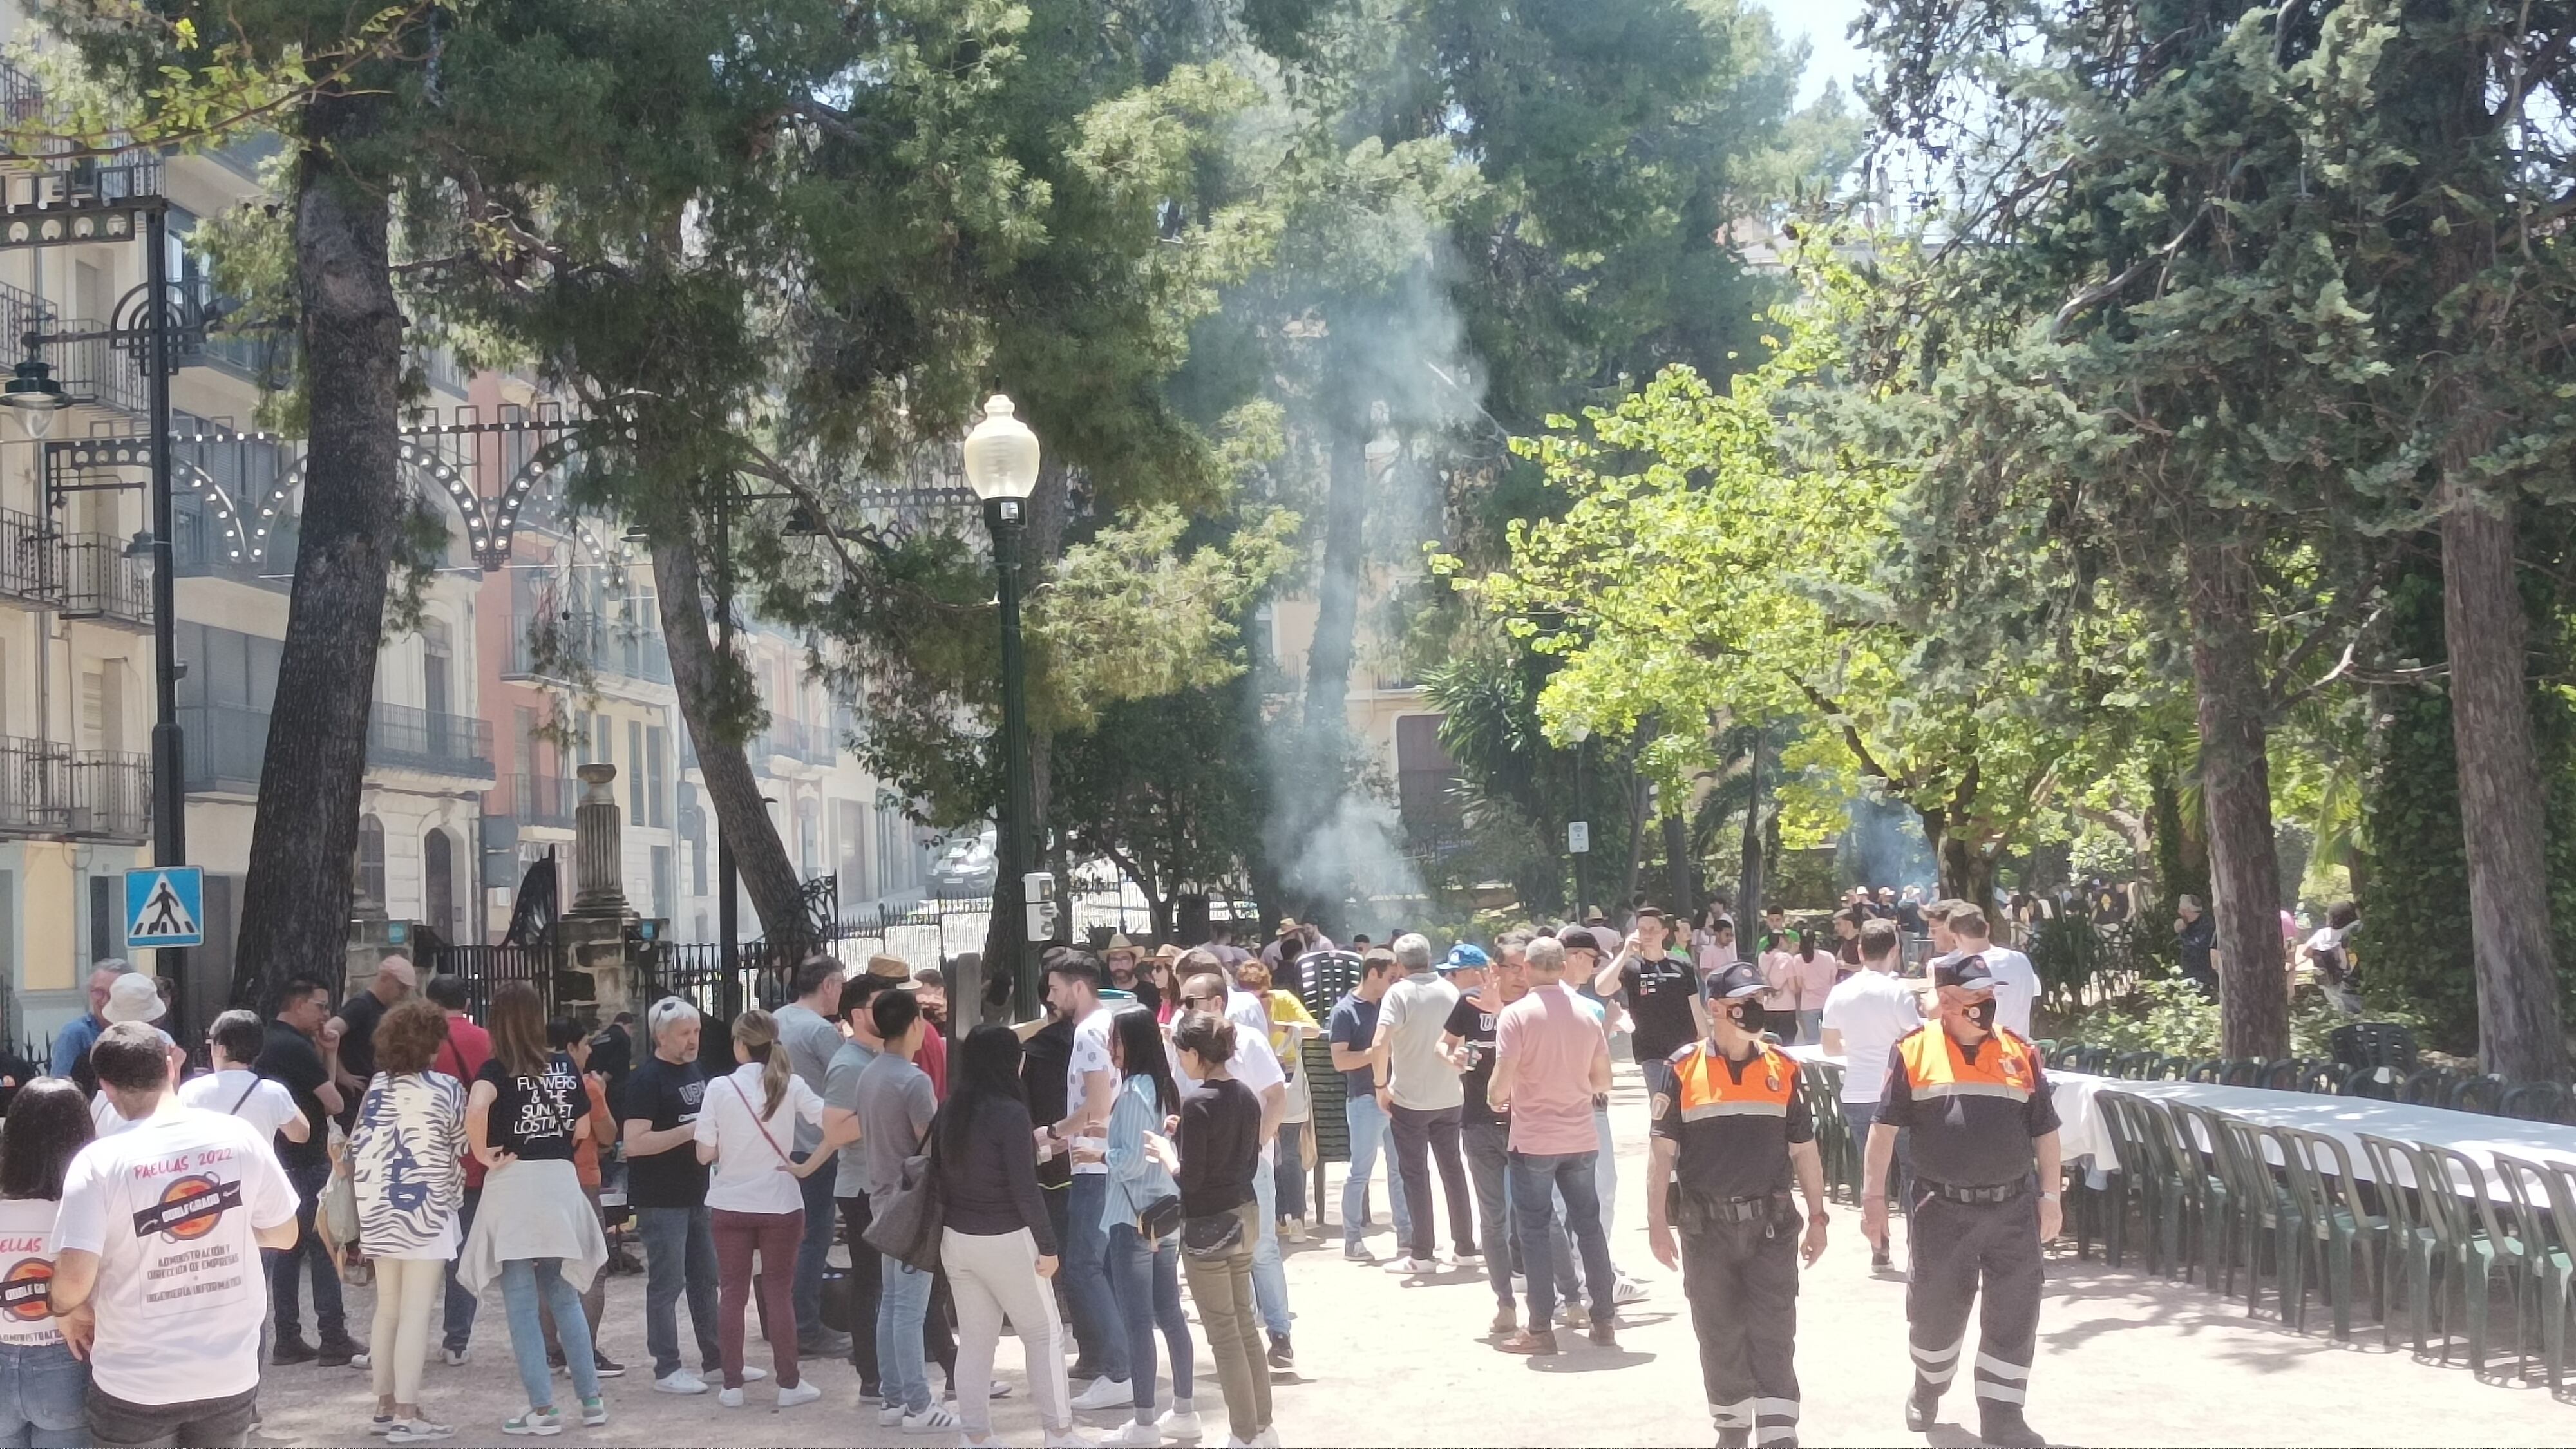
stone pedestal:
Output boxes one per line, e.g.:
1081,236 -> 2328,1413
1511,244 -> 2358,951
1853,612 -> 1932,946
568,764 -> 632,920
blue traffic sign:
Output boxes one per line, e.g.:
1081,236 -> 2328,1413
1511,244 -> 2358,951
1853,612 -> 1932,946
124,866 -> 204,948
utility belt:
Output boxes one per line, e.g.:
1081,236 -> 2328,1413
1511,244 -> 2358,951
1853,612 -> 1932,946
1671,1188 -> 1797,1232
1920,1177 -> 2027,1206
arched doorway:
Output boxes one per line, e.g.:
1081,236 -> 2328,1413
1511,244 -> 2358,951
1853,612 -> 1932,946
424,828 -> 455,945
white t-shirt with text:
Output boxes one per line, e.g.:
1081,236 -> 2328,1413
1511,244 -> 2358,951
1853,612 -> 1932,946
52,1104 -> 297,1405
0,1198 -> 62,1347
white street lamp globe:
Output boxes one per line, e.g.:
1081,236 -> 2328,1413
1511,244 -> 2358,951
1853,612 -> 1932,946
1569,722 -> 1591,743
962,394 -> 1041,503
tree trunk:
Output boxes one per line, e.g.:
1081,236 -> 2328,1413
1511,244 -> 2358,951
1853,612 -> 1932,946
1736,732 -> 1764,939
231,93 -> 404,1010
1662,807 -> 1696,914
2439,491 -> 2568,1080
1302,426 -> 1370,738
651,535 -> 807,945
2184,529 -> 2289,1059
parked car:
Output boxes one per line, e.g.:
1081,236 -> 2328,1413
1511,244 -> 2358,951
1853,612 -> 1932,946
930,824 -> 998,897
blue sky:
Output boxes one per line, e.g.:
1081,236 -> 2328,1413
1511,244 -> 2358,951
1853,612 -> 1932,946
1758,0 -> 1870,106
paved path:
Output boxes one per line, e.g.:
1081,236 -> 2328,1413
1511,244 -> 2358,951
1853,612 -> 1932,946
253,1063 -> 2568,1446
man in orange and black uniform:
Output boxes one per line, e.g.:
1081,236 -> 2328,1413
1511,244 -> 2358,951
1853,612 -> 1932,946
1646,962 -> 1828,1449
1861,955 -> 2061,1449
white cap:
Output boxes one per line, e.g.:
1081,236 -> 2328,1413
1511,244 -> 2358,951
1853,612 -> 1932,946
102,972 -> 165,1024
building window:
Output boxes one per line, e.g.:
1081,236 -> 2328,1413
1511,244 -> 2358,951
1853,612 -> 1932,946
424,828 -> 455,944
651,846 -> 672,921
645,726 -> 668,826
422,618 -> 453,717
356,815 -> 387,908
629,720 -> 645,816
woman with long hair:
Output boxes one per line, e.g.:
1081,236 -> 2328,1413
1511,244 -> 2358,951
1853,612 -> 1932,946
346,998 -> 467,1443
536,1019 -> 619,1379
0,1079 -> 91,1448
1083,1008 -> 1195,1446
937,1025 -> 1079,1447
694,1009 -> 851,1409
1172,1012 -> 1273,1449
456,982 -> 609,1436
1792,928 -> 1837,1045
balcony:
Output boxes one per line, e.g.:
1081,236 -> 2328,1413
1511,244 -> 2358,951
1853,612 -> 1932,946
178,704 -> 267,795
0,736 -> 148,842
507,611 -> 673,687
367,703 -> 494,780
0,509 -> 153,627
495,771 -> 576,830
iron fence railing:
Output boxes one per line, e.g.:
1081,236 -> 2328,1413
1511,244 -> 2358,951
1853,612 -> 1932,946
504,771 -> 576,829
58,532 -> 149,625
509,611 -> 672,685
366,703 -> 495,779
0,507 -> 55,603
0,735 -> 147,841
418,944 -> 555,1021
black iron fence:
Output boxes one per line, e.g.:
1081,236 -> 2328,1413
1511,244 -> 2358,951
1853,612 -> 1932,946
366,703 -> 495,779
0,735 -> 147,841
419,943 -> 557,1020
59,532 -> 150,626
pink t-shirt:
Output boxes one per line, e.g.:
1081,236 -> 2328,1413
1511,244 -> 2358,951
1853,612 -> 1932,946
1496,982 -> 1608,1155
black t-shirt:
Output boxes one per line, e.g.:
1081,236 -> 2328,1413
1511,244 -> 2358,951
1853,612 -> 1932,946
1897,902 -> 1925,933
621,1054 -> 710,1208
1873,1031 -> 2061,1188
333,992 -> 389,1126
1176,1076 -> 1262,1218
1445,994 -> 1502,1128
478,1052 -> 583,1161
589,1025 -> 635,1121
1651,1043 -> 1815,1200
2175,914 -> 2217,982
254,1022 -> 332,1171
1020,1014 -> 1075,1190
1620,953 -> 1700,1064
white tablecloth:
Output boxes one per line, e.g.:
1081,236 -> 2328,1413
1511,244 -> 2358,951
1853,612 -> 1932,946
2051,1072 -> 2576,1198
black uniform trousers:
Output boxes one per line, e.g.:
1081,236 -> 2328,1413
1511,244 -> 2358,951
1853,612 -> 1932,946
1679,1209 -> 1801,1445
1905,1189 -> 2042,1420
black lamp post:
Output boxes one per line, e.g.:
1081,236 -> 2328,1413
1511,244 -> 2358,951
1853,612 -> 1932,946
961,395 -> 1042,1018
1569,721 -> 1590,922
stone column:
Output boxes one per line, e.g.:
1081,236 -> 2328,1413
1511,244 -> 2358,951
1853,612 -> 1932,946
568,762 -> 631,920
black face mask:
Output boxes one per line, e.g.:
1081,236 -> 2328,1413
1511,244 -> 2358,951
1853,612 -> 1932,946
1965,998 -> 1998,1033
1728,1001 -> 1769,1037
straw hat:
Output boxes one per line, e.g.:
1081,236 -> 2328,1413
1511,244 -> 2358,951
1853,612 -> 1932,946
102,972 -> 165,1024
866,954 -> 911,980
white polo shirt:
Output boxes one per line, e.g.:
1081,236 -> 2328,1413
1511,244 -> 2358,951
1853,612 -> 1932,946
1820,968 -> 1923,1104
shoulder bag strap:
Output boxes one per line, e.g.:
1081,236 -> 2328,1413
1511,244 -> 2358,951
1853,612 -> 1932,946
231,1075 -> 261,1115
726,1075 -> 796,1168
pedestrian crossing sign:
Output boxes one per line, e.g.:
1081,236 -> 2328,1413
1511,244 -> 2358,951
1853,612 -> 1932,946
124,867 -> 204,948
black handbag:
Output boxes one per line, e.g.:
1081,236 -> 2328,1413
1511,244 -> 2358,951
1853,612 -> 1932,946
1180,1211 -> 1244,1260
1137,1192 -> 1184,1244
862,1110 -> 946,1273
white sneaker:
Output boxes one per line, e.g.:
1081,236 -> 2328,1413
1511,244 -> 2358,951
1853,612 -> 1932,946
441,1349 -> 469,1367
1070,1377 -> 1133,1411
776,1382 -> 822,1409
1156,1407 -> 1203,1439
351,1352 -> 374,1370
904,1405 -> 962,1434
1249,1428 -> 1280,1448
1104,1423 -> 1161,1447
1382,1256 -> 1437,1275
1043,1432 -> 1099,1448
1444,1250 -> 1482,1268
652,1370 -> 708,1396
740,1366 -> 770,1383
880,1404 -> 908,1426
1613,1274 -> 1649,1305
716,1388 -> 744,1409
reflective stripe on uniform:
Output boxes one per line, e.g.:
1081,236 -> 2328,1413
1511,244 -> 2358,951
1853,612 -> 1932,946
1908,1080 -> 2031,1103
1711,1399 -> 1754,1428
1974,1380 -> 2027,1405
1754,1397 -> 1800,1421
1911,1336 -> 1964,1384
1975,1352 -> 2031,1381
1680,1099 -> 1792,1120
1898,1025 -> 2039,1103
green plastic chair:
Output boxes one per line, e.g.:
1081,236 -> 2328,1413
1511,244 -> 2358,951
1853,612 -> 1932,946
2090,1090 -> 2163,1273
2174,1098 -> 2257,1289
2450,1074 -> 2506,1116
2291,1059 -> 2342,1094
2259,1059 -> 2303,1091
2186,1057 -> 2225,1084
2135,1097 -> 2211,1283
2488,1153 -> 2568,1389
2358,1133 -> 2448,1356
2500,1082 -> 2571,1124
2421,1144 -> 2528,1379
2492,1155 -> 2576,1396
2400,1066 -> 2459,1106
2212,1117 -> 2308,1323
2275,1126 -> 2383,1339
2219,1057 -> 2268,1088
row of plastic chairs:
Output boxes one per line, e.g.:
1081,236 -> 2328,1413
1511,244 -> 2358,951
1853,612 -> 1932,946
2036,1041 -> 2573,1124
2090,1088 -> 2576,1392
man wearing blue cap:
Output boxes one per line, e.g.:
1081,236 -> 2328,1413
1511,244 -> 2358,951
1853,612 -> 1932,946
1645,961 -> 1828,1449
1862,954 -> 2060,1449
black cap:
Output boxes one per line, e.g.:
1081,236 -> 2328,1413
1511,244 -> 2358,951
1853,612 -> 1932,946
1705,960 -> 1768,1001
1935,954 -> 1995,991
1555,925 -> 1601,954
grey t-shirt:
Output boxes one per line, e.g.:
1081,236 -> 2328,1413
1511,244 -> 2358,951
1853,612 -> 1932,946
855,1052 -> 936,1213
824,1036 -> 882,1198
772,1001 -> 844,1153
1379,972 -> 1465,1112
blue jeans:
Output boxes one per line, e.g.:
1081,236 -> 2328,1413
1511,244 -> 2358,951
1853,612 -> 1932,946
441,1186 -> 482,1354
1510,1151 -> 1614,1330
638,1204 -> 723,1379
1249,1153 -> 1291,1338
500,1259 -> 600,1410
1103,1225 -> 1190,1419
267,1161 -> 346,1342
1061,1175 -> 1128,1384
791,1155 -> 837,1340
1340,1094 -> 1410,1250
0,1341 -> 87,1447
1273,1126 -> 1306,1221
876,1255 -> 934,1415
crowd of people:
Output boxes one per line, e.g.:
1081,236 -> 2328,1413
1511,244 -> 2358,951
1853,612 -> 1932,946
0,880 -> 2076,1449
